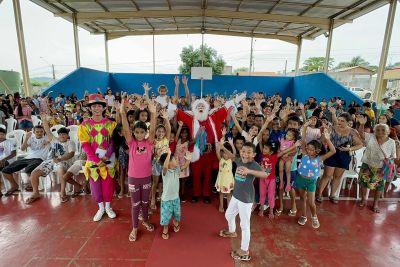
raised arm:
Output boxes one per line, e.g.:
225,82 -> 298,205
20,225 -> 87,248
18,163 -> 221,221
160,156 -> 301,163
182,76 -> 190,105
147,100 -> 157,143
181,151 -> 192,171
328,106 -> 338,126
41,113 -> 53,142
301,120 -> 310,152
320,130 -> 336,161
143,83 -> 150,101
175,121 -> 183,142
231,110 -> 244,134
256,114 -> 274,143
118,99 -> 132,144
174,76 -> 180,102
356,115 -> 367,142
160,109 -> 171,140
162,148 -> 172,176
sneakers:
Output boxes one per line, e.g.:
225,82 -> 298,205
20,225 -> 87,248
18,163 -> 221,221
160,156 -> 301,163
105,208 -> 116,219
311,216 -> 320,229
93,209 -> 105,222
297,216 -> 307,226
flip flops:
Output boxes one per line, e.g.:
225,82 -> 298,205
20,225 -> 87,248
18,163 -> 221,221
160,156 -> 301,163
231,251 -> 251,261
219,229 -> 237,238
4,188 -> 19,196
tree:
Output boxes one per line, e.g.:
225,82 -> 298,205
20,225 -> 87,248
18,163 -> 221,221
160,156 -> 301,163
233,67 -> 249,74
179,44 -> 226,75
336,56 -> 371,69
302,57 -> 334,72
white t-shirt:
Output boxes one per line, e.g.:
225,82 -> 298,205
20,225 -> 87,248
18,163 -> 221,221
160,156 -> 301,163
155,95 -> 168,107
362,133 -> 397,168
26,135 -> 50,160
0,139 -> 17,163
48,139 -> 76,164
105,95 -> 115,106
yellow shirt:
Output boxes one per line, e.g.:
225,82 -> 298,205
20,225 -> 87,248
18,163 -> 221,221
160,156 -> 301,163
365,109 -> 375,120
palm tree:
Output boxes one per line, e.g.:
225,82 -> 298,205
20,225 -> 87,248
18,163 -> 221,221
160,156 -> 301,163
336,56 -> 370,69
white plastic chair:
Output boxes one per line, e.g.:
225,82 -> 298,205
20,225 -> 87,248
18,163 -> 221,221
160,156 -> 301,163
31,115 -> 42,126
50,124 -> 65,138
337,147 -> 366,199
5,118 -> 17,134
0,124 -> 6,130
6,129 -> 26,158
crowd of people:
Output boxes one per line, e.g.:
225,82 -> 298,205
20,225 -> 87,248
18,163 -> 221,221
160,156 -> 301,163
0,78 -> 400,261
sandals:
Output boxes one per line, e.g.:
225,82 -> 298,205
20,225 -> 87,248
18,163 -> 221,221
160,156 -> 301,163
315,195 -> 323,203
298,216 -> 307,226
25,195 -> 40,204
329,196 -> 339,204
219,229 -> 237,238
129,229 -> 137,242
275,209 -> 283,216
60,195 -> 70,203
372,206 -> 380,213
173,222 -> 180,233
162,231 -> 169,240
4,188 -> 19,196
231,251 -> 251,261
142,222 -> 155,232
71,189 -> 84,198
311,216 -> 320,229
288,209 -> 297,217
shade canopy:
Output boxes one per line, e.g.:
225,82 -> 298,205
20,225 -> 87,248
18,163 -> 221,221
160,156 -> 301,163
31,0 -> 388,44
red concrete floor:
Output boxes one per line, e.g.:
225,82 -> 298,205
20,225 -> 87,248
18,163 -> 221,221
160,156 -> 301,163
1,181 -> 400,267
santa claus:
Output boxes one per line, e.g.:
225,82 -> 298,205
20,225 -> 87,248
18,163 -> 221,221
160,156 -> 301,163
168,94 -> 245,203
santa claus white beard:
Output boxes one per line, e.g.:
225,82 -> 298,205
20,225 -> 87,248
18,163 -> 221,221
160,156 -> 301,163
193,109 -> 208,122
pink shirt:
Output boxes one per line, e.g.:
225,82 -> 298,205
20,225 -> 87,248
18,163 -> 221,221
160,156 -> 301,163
128,138 -> 153,178
14,106 -> 33,123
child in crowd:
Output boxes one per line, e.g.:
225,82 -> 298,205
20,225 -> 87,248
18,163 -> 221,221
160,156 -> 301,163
278,128 -> 300,193
297,120 -> 336,228
151,109 -> 171,210
156,85 -> 169,108
258,141 -> 279,218
119,96 -> 157,242
158,148 -> 191,240
175,121 -> 191,202
219,142 -> 268,261
215,135 -> 236,212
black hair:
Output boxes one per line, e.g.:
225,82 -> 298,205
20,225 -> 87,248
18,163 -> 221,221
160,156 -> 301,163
363,102 -> 371,108
235,135 -> 246,143
33,125 -> 44,130
17,98 -> 26,117
222,142 -> 234,153
307,140 -> 322,151
159,152 -> 171,166
308,102 -> 317,109
57,127 -> 70,135
135,108 -> 150,122
133,121 -> 148,131
255,114 -> 264,119
287,115 -> 303,126
112,123 -> 128,158
311,108 -> 322,118
127,110 -> 135,117
243,141 -> 256,152
338,112 -> 352,122
0,127 -> 6,134
263,140 -> 279,154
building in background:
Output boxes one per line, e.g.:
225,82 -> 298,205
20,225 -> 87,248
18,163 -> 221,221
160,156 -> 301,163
384,67 -> 400,99
328,66 -> 375,90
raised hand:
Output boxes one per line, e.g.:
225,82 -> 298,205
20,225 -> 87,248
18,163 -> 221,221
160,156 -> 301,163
177,121 -> 184,127
357,115 -> 367,125
182,76 -> 188,86
184,151 -> 192,160
298,103 -> 304,110
328,106 -> 336,114
174,76 -> 180,86
160,109 -> 168,119
228,137 -> 234,145
147,100 -> 157,113
222,127 -> 227,138
142,82 -> 151,92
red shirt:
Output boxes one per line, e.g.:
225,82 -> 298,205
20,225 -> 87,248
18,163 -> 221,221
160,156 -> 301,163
260,153 -> 279,179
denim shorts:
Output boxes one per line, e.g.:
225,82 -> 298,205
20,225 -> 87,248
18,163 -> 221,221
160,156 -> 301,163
19,120 -> 33,130
324,150 -> 351,170
152,160 -> 162,176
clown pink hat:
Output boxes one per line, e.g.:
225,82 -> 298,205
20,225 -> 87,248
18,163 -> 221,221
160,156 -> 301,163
87,93 -> 107,107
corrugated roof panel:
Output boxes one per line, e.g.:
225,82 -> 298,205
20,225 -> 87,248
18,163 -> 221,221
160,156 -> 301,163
207,0 -> 241,11
304,7 -> 343,17
65,2 -> 105,12
238,1 -> 276,13
169,0 -> 201,9
99,1 -> 137,12
134,0 -> 169,11
271,4 -> 308,16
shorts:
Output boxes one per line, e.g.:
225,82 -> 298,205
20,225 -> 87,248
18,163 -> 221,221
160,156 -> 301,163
19,120 -> 33,130
67,160 -> 86,175
276,171 -> 297,189
35,159 -> 72,176
152,160 -> 162,176
324,150 -> 351,170
160,198 -> 181,225
295,173 -> 317,192
2,158 -> 43,174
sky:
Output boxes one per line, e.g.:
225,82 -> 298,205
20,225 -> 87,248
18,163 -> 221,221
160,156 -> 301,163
0,0 -> 400,79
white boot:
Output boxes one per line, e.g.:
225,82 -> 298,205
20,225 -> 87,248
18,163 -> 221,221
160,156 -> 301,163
105,207 -> 116,219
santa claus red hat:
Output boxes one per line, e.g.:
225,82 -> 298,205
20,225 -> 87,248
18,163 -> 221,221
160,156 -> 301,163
191,98 -> 210,111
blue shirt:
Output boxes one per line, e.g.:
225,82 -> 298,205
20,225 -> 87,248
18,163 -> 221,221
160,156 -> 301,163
298,155 -> 321,180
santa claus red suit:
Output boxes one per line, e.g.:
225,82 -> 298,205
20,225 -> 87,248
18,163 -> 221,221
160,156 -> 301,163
168,95 -> 244,203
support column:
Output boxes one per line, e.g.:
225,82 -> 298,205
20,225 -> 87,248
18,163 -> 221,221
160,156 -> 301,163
104,33 -> 109,72
375,0 -> 397,104
324,19 -> 334,73
295,37 -> 302,76
152,34 -> 155,74
12,0 -> 31,97
73,13 -> 81,68
200,33 -> 205,98
249,36 -> 254,75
